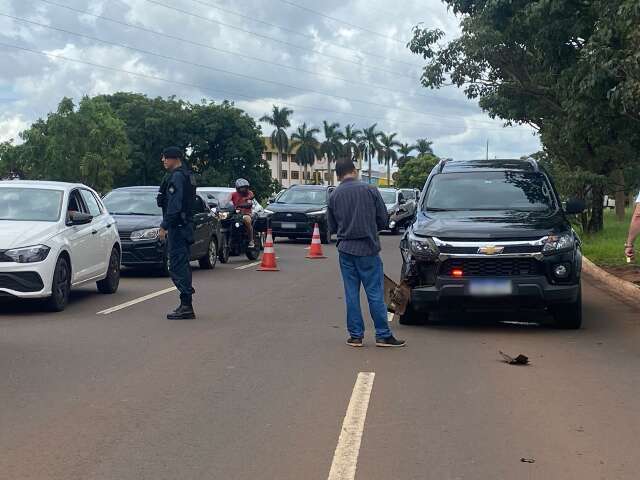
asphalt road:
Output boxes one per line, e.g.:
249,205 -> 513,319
1,235 -> 639,480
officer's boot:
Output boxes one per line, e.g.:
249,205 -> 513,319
167,296 -> 196,320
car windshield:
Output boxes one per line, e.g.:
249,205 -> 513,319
276,188 -> 326,205
103,191 -> 162,216
202,190 -> 234,209
0,187 -> 63,221
379,190 -> 397,204
424,171 -> 556,212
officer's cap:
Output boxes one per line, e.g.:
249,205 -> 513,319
162,146 -> 183,160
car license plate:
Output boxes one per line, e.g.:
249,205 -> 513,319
469,279 -> 512,296
281,222 -> 297,229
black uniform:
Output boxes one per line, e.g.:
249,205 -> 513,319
159,165 -> 197,306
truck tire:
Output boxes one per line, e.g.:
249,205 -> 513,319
551,285 -> 582,329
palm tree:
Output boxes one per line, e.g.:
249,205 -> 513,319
320,121 -> 343,185
360,124 -> 381,185
377,132 -> 401,187
289,123 -> 320,184
341,124 -> 362,166
397,143 -> 416,168
260,105 -> 293,185
414,138 -> 434,157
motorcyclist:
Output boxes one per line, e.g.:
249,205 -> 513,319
231,178 -> 256,248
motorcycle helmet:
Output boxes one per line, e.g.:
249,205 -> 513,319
235,178 -> 250,189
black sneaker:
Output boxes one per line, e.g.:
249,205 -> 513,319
346,337 -> 364,347
167,304 -> 196,320
376,336 -> 406,348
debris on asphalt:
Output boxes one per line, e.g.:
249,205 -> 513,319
520,458 -> 536,464
499,351 -> 529,365
384,274 -> 412,315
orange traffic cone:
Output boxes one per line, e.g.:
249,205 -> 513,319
258,229 -> 279,271
306,223 -> 327,259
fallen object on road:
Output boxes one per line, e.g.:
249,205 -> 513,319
520,458 -> 536,463
499,351 -> 529,365
384,275 -> 412,322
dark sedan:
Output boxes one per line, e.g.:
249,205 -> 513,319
265,185 -> 334,244
103,187 -> 222,273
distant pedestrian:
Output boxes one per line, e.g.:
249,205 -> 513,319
624,191 -> 640,262
328,158 -> 406,348
157,146 -> 197,320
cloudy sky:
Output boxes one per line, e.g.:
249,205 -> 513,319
0,0 -> 541,163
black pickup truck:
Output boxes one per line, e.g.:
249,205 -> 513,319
399,159 -> 585,329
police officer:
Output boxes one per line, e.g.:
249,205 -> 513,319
157,146 -> 197,320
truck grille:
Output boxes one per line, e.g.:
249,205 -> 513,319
271,212 -> 309,223
440,258 -> 542,277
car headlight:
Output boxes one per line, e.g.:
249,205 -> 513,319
130,228 -> 160,241
408,232 -> 439,259
4,245 -> 51,263
264,209 -> 275,215
542,233 -> 574,253
308,209 -> 327,216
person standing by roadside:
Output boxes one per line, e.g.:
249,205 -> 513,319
328,157 -> 406,348
624,191 -> 640,261
157,146 -> 197,320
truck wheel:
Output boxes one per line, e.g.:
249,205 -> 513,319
45,256 -> 71,312
551,285 -> 582,329
199,237 -> 218,270
399,302 -> 429,325
97,248 -> 121,294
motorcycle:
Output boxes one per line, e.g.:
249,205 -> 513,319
217,208 -> 265,263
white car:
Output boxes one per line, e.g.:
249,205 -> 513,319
0,181 -> 121,311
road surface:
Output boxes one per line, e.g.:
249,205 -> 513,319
1,235 -> 639,479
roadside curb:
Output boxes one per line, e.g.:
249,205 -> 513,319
582,257 -> 640,305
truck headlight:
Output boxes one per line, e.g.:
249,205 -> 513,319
4,245 -> 51,263
542,233 -> 574,253
130,228 -> 160,241
307,209 -> 327,216
408,232 -> 439,259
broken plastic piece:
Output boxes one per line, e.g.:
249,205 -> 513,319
499,351 -> 529,365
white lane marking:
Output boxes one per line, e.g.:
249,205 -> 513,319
327,372 -> 375,480
97,286 -> 177,315
234,257 -> 279,270
235,261 -> 261,270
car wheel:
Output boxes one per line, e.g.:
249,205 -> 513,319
398,301 -> 429,325
45,256 -> 71,312
199,237 -> 218,270
551,285 -> 582,329
97,247 -> 121,294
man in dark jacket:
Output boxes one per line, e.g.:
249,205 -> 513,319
158,146 -> 197,320
327,158 -> 406,348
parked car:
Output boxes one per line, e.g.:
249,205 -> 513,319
0,181 -> 121,311
399,159 -> 585,329
379,188 -> 416,234
103,187 -> 222,274
265,185 -> 335,244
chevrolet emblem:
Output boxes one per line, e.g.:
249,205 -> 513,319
478,245 -> 504,255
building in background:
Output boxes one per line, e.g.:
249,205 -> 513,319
361,171 -> 395,187
262,137 -> 361,187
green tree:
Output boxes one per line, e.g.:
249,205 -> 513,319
377,132 -> 401,187
396,153 -> 439,189
289,123 -> 320,184
320,121 -> 343,185
341,124 -> 362,165
414,138 -> 434,157
397,143 -> 416,168
13,96 -> 129,192
360,124 -> 381,185
408,0 -> 640,232
189,101 -> 276,200
260,105 -> 293,186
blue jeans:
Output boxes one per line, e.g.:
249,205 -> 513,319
338,252 -> 392,340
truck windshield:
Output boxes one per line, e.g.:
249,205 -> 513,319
424,171 -> 556,212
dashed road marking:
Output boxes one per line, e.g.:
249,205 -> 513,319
327,372 -> 375,480
97,286 -> 177,315
235,261 -> 262,270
